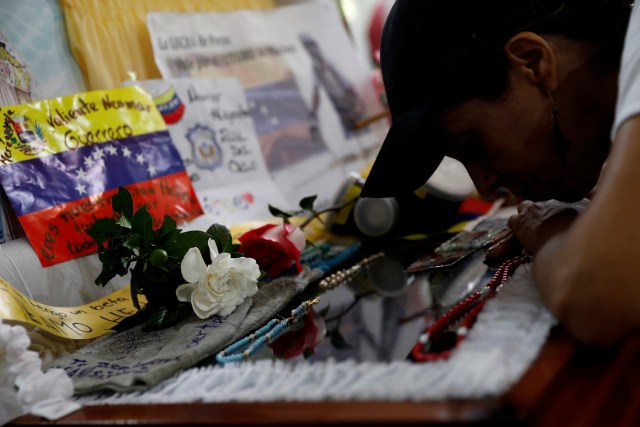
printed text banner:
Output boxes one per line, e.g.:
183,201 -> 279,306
0,87 -> 203,266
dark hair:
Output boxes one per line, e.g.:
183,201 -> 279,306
384,0 -> 632,115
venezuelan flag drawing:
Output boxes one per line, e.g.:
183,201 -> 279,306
152,84 -> 185,124
0,86 -> 203,267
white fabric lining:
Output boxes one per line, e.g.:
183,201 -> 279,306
77,264 -> 556,404
0,321 -> 80,424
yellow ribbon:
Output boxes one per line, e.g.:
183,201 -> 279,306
0,219 -> 327,340
0,277 -> 146,339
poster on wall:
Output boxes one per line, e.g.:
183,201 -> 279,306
0,86 -> 202,267
0,0 -> 85,101
127,77 -> 290,226
147,0 -> 389,208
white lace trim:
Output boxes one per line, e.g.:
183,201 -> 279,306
78,264 -> 556,404
0,321 -> 80,424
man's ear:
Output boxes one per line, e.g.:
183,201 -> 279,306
504,31 -> 558,92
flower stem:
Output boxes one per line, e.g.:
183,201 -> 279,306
299,194 -> 360,230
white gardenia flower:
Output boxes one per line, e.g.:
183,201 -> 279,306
176,239 -> 260,319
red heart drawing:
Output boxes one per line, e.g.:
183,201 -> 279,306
242,193 -> 254,204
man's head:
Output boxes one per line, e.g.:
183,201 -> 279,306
361,0 -> 631,202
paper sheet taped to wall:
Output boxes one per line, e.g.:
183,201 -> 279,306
147,1 -> 389,209
127,77 -> 291,226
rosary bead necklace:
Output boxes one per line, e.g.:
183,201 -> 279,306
411,254 -> 530,362
215,297 -> 320,366
318,251 -> 384,291
302,242 -> 362,273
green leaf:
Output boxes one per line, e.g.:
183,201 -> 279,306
112,187 -> 134,219
95,268 -> 117,287
130,261 -> 146,310
155,228 -> 181,248
131,205 -> 154,249
94,246 -> 130,286
116,215 -> 132,229
123,234 -> 143,251
268,204 -> 293,218
206,223 -> 232,253
144,260 -> 175,284
158,215 -> 177,236
110,308 -> 148,332
144,306 -> 172,331
167,230 -> 210,261
143,303 -> 190,331
299,195 -> 317,211
87,218 -> 120,244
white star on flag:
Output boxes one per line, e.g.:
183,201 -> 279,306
122,147 -> 132,158
83,156 -> 95,168
93,146 -> 105,158
75,182 -> 87,195
106,145 -> 118,156
147,165 -> 157,177
270,116 -> 279,125
75,168 -> 86,180
135,153 -> 145,165
260,105 -> 269,115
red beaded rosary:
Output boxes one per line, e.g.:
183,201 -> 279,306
411,254 -> 531,362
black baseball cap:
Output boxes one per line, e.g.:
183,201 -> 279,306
360,0 -> 569,198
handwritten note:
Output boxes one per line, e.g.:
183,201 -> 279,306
0,87 -> 202,266
129,78 -> 271,187
129,78 -> 290,225
0,277 -> 146,339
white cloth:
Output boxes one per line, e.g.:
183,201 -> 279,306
0,238 -> 129,306
0,320 -> 80,425
76,264 -> 556,405
612,4 -> 640,140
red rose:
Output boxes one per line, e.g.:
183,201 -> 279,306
238,223 -> 306,278
269,309 -> 325,359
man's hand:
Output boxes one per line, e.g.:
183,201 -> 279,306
484,199 -> 590,266
508,199 -> 590,254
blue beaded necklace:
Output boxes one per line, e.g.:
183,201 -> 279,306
301,242 -> 362,273
215,297 -> 320,366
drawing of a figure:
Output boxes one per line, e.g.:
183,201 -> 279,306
299,33 -> 367,138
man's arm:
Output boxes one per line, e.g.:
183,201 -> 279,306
532,115 -> 640,345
